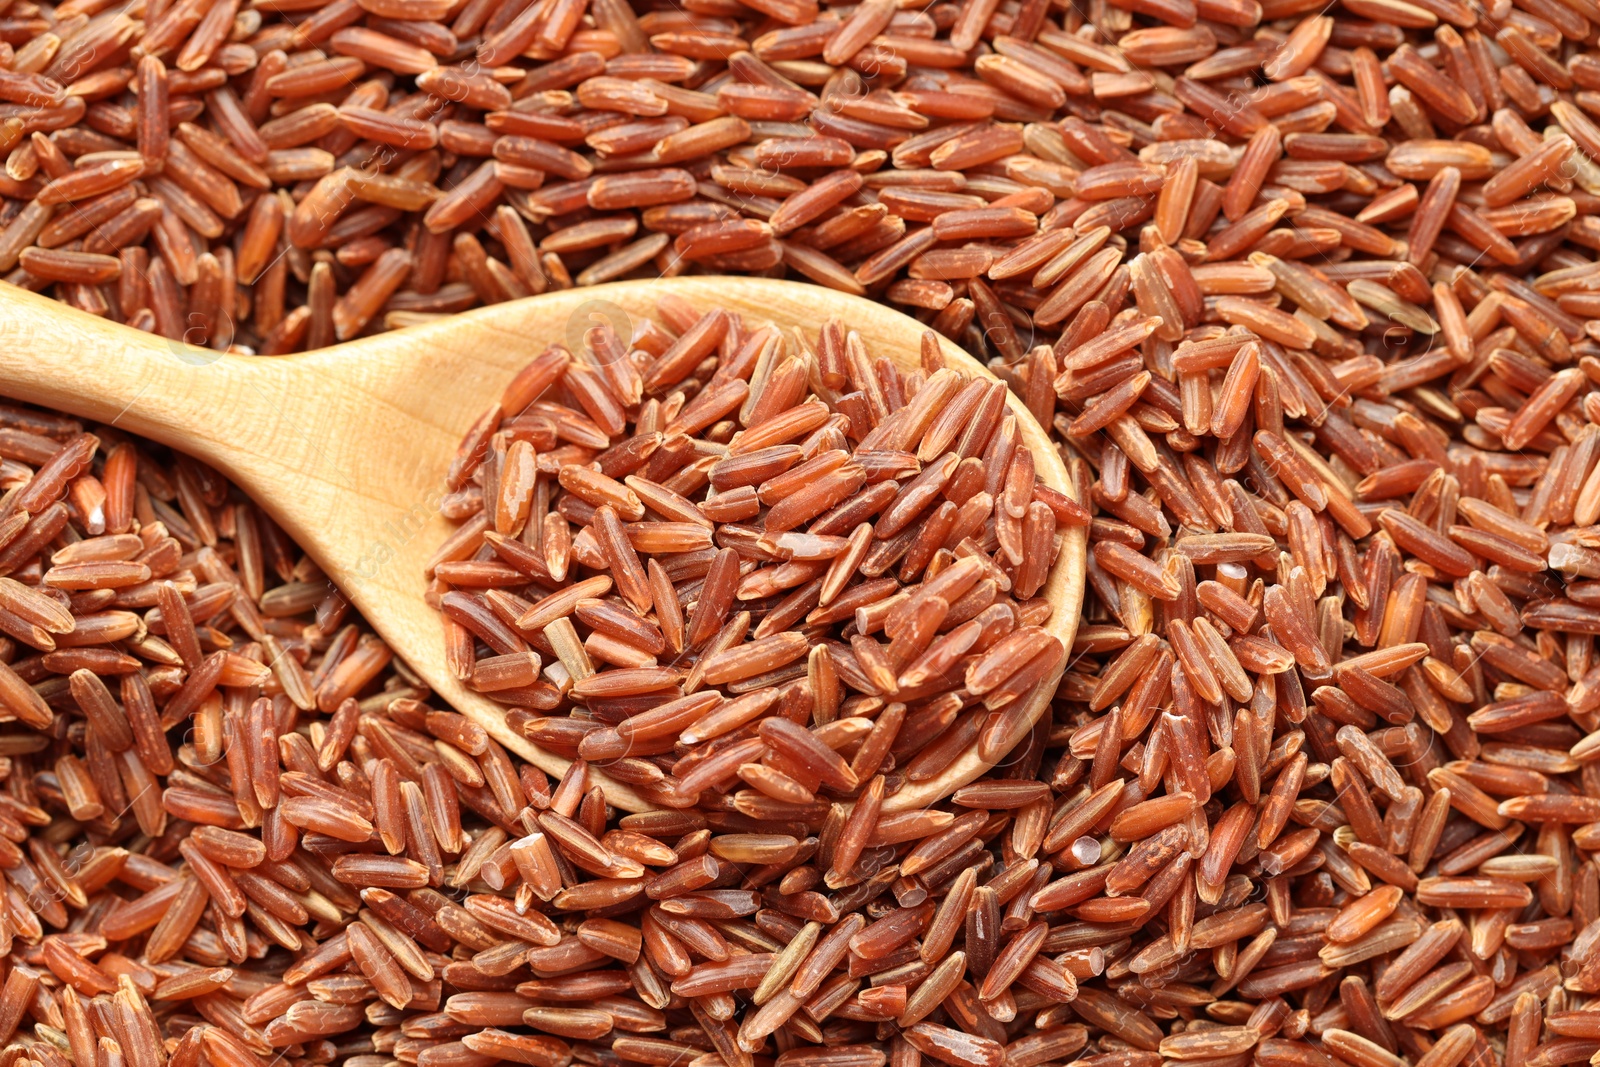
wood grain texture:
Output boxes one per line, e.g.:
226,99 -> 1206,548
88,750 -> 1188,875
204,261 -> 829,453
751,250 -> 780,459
0,277 -> 1086,812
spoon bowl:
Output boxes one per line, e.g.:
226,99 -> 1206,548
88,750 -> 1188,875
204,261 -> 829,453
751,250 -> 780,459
0,277 -> 1086,811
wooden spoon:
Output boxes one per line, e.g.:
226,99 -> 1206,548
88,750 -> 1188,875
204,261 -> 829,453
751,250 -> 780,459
0,277 -> 1086,812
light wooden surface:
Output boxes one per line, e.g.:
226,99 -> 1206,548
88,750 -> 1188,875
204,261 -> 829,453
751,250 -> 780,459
0,277 -> 1086,813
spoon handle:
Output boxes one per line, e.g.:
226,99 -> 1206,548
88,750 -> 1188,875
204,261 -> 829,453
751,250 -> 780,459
0,283 -> 262,454
0,282 -> 413,557
0,285 -> 348,566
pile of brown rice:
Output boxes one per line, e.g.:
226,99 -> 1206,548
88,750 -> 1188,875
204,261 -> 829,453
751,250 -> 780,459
8,0 -> 1600,1065
426,307 -> 1078,811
